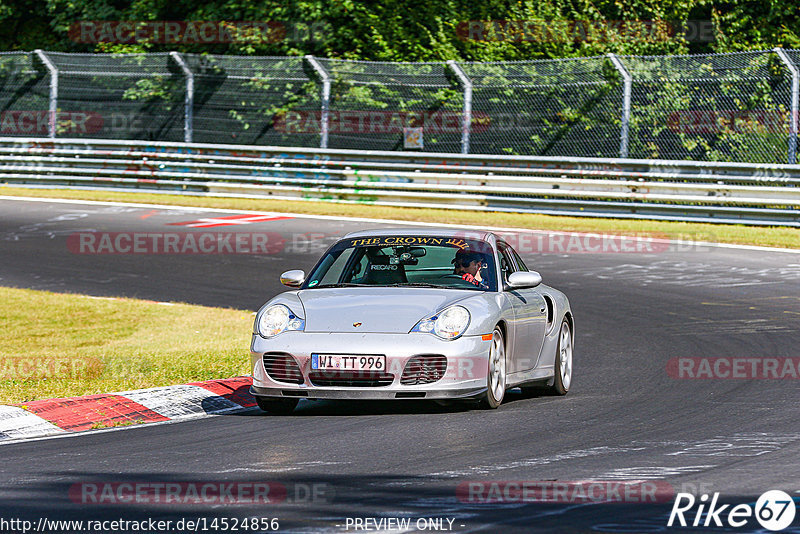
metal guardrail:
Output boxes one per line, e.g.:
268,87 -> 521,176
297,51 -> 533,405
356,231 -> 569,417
0,137 -> 798,226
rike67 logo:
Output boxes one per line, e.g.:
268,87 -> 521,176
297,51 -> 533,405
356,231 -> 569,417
668,490 -> 796,531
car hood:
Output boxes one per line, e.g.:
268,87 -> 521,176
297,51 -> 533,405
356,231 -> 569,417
297,287 -> 473,333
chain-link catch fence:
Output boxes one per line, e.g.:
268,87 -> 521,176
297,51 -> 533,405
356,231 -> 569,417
0,49 -> 798,163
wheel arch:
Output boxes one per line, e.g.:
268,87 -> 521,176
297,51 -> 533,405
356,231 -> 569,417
495,319 -> 508,342
564,311 -> 574,338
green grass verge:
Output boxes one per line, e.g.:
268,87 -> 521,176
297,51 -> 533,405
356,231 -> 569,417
0,286 -> 252,404
1,186 -> 797,249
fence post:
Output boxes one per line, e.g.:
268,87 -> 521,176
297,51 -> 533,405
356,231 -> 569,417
608,53 -> 632,158
305,55 -> 331,149
447,60 -> 472,154
34,50 -> 58,139
170,52 -> 194,144
775,48 -> 799,164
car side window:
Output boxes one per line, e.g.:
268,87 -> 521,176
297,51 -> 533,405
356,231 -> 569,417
510,247 -> 529,272
345,249 -> 370,283
316,247 -> 356,284
497,243 -> 518,283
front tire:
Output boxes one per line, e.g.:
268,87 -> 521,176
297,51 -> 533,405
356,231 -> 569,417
481,327 -> 507,409
256,397 -> 299,415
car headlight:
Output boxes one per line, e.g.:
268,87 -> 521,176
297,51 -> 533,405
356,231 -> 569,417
257,304 -> 305,338
412,306 -> 471,340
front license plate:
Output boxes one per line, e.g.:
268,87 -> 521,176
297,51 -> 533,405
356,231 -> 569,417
311,354 -> 386,371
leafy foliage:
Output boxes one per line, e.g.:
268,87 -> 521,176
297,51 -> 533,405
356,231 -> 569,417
0,0 -> 797,59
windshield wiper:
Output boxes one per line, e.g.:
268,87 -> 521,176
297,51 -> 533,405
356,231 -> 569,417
308,283 -> 370,289
393,282 -> 489,291
386,282 -> 445,288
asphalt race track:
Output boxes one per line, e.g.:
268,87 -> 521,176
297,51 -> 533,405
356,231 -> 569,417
0,196 -> 798,533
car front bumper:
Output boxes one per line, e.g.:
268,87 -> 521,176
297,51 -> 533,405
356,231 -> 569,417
250,331 -> 492,400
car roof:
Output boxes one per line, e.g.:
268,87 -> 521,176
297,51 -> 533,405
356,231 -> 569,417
342,227 -> 496,243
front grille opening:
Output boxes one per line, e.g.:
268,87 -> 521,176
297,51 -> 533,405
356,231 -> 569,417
395,392 -> 426,398
401,355 -> 447,385
263,353 -> 304,384
308,370 -> 394,387
282,390 -> 307,397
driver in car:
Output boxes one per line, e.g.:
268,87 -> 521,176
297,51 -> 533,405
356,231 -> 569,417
452,249 -> 488,289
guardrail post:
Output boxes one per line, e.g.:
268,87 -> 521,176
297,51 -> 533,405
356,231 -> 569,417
775,48 -> 799,164
447,60 -> 473,154
34,50 -> 58,139
170,52 -> 194,143
608,53 -> 632,159
305,55 -> 331,149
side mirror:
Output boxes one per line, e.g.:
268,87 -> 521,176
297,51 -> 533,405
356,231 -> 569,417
280,269 -> 305,288
506,271 -> 542,290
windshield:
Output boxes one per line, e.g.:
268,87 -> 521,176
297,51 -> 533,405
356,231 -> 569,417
303,236 -> 497,291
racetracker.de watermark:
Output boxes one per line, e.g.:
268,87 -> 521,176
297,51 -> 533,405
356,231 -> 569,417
667,357 -> 800,380
0,111 -> 103,136
490,231 -> 714,254
68,232 -> 286,255
67,230 -> 713,255
69,21 -> 328,44
69,482 -> 331,505
667,110 -> 797,135
274,110 -> 489,134
456,480 -> 675,503
1,110 -> 219,136
305,355 -> 491,381
0,356 -> 103,380
455,19 -> 715,43
0,517 -> 280,534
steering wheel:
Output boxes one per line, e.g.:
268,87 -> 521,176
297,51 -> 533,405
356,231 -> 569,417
438,274 -> 479,286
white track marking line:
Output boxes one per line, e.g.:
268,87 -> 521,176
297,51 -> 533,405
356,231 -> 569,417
1,195 -> 798,255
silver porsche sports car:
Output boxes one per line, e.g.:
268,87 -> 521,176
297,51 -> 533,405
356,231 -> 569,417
250,228 -> 573,414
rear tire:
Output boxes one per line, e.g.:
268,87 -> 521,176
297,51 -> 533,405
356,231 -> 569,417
480,326 -> 506,409
256,397 -> 299,415
521,318 -> 573,396
547,319 -> 572,396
